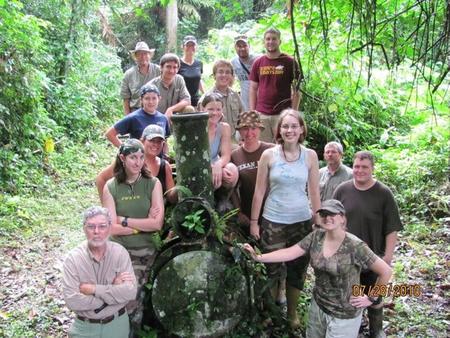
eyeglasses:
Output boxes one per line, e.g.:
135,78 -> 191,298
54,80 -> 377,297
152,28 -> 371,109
216,70 -> 233,75
85,223 -> 109,231
281,124 -> 300,130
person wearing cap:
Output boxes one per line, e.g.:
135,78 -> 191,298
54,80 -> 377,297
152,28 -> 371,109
178,35 -> 204,107
249,27 -> 301,142
102,139 -> 164,335
231,110 -> 274,232
333,151 -> 402,338
231,35 -> 259,111
147,53 -> 191,119
243,199 -> 392,337
120,41 -> 161,115
319,141 -> 353,201
140,124 -> 177,204
105,84 -> 171,149
199,60 -> 244,141
63,206 -> 136,338
97,109 -> 173,202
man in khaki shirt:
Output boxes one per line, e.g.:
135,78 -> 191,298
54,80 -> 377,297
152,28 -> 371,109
120,41 -> 161,115
147,53 -> 191,119
63,206 -> 137,338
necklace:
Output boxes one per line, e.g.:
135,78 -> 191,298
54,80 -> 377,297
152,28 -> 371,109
282,144 -> 300,163
126,173 -> 141,196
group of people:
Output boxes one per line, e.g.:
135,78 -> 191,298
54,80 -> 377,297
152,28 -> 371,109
62,26 -> 403,338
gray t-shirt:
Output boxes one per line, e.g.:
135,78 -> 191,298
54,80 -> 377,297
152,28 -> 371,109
231,54 -> 258,111
148,74 -> 191,114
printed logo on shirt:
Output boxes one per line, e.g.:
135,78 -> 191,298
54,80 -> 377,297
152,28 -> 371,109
260,65 -> 285,76
121,195 -> 141,201
237,161 -> 258,171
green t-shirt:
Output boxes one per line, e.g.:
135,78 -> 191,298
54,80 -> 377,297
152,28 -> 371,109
298,230 -> 377,319
108,176 -> 156,249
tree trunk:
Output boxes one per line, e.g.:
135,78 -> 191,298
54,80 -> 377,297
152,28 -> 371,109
166,0 -> 178,52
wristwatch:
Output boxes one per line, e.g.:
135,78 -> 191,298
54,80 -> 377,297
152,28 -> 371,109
368,295 -> 383,305
121,217 -> 129,227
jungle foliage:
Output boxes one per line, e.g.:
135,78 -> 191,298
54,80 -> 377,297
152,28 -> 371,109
1,0 -> 449,217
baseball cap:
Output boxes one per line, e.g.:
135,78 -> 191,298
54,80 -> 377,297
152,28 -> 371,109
183,35 -> 197,46
234,35 -> 249,45
317,199 -> 346,215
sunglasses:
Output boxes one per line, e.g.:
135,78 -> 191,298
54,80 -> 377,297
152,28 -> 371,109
318,211 -> 339,218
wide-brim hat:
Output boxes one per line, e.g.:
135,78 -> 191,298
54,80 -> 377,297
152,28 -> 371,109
130,41 -> 155,57
236,111 -> 265,130
317,199 -> 346,215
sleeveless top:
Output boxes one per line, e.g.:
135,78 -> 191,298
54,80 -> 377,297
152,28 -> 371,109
263,145 -> 312,223
107,176 -> 156,249
210,123 -> 222,163
156,159 -> 167,193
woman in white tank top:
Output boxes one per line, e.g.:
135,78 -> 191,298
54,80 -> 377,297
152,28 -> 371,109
250,109 -> 321,330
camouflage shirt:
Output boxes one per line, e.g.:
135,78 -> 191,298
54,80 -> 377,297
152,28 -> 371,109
298,230 -> 377,319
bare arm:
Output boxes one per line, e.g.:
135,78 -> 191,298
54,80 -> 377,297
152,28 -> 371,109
164,161 -> 178,204
121,180 -> 165,232
350,256 -> 392,309
95,164 -> 114,202
249,149 -> 272,239
307,149 -> 321,223
123,99 -> 131,115
199,79 -> 205,94
291,88 -> 300,110
383,231 -> 398,266
105,127 -> 121,148
165,98 -> 191,118
102,181 -> 135,236
243,243 -> 306,263
249,81 -> 258,110
218,122 -> 232,166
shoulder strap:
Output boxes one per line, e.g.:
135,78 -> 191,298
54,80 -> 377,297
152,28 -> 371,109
238,59 -> 250,75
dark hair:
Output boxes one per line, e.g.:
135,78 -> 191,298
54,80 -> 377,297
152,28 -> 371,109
275,109 -> 308,144
353,151 -> 375,167
160,53 -> 180,68
113,139 -> 151,183
200,92 -> 224,110
140,84 -> 160,97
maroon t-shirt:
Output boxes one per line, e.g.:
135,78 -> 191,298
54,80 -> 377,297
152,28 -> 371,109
249,54 -> 300,115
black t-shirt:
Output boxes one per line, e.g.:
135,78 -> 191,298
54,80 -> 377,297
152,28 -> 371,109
178,59 -> 203,107
333,180 -> 403,256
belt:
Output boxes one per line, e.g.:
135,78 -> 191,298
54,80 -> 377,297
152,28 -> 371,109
77,306 -> 126,324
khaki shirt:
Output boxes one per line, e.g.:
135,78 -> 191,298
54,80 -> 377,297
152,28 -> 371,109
148,75 -> 191,114
120,64 -> 161,109
319,164 -> 353,201
199,86 -> 244,139
62,241 -> 137,319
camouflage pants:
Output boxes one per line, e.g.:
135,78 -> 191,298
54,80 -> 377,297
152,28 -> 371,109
126,246 -> 156,334
260,217 -> 312,290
